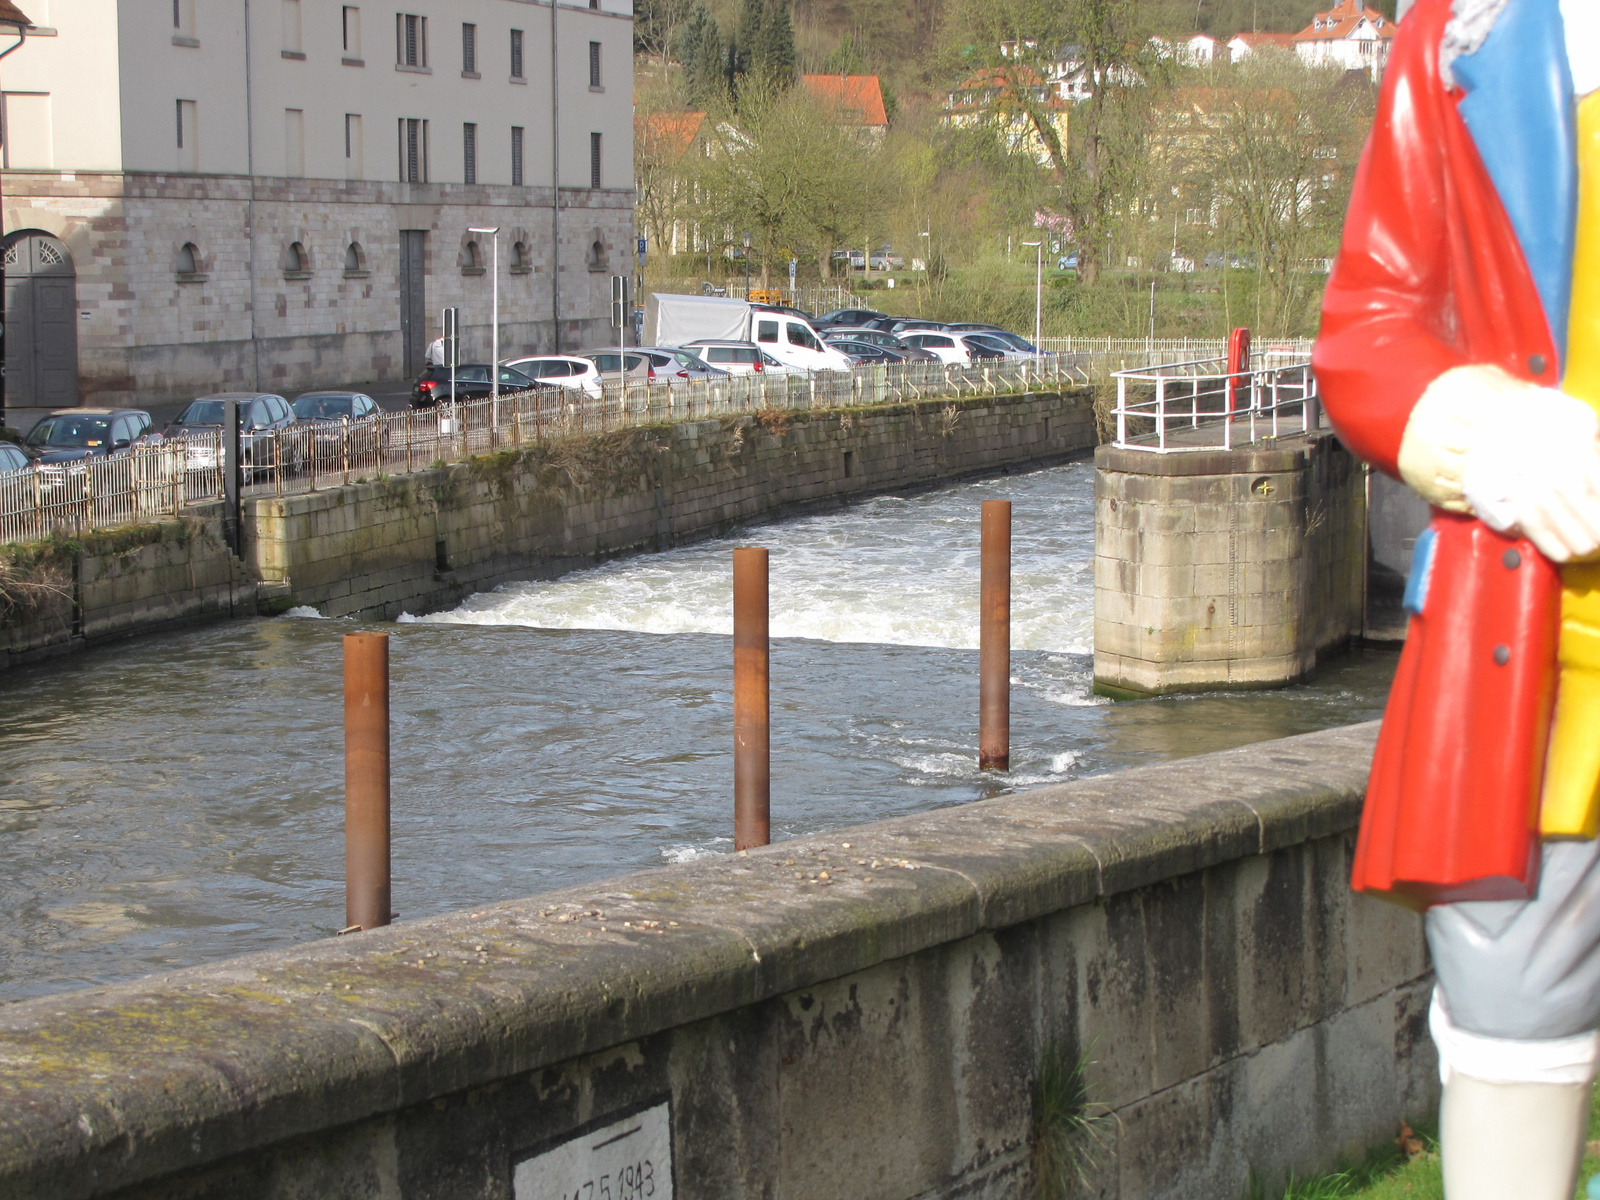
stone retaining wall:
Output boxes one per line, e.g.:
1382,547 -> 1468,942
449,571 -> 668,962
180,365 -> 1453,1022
0,505 -> 258,669
0,722 -> 1435,1200
246,390 -> 1096,619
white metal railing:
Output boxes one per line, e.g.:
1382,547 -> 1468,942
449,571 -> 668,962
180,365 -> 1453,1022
0,357 -> 1087,543
1110,357 -> 1320,452
1040,336 -> 1314,380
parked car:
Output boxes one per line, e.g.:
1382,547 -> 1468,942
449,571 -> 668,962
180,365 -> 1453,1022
750,303 -> 818,322
826,339 -> 913,364
749,312 -> 852,372
821,327 -> 938,361
1056,255 -> 1078,271
23,408 -> 160,468
898,332 -> 1005,364
634,347 -> 730,385
982,331 -> 1042,354
504,355 -> 606,399
679,340 -> 789,375
166,394 -> 297,476
0,441 -> 35,478
815,307 -> 890,330
945,323 -> 1005,334
579,350 -> 652,383
410,363 -> 540,408
961,333 -> 1035,361
871,318 -> 951,337
292,391 -> 387,458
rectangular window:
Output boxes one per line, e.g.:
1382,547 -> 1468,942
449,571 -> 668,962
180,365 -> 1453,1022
510,28 -> 524,78
511,125 -> 524,185
589,41 -> 601,88
173,97 -> 195,170
284,107 -> 304,175
345,113 -> 364,178
399,116 -> 428,181
396,13 -> 426,66
342,6 -> 361,56
589,131 -> 601,188
461,22 -> 477,74
281,0 -> 302,54
463,122 -> 477,183
172,0 -> 195,38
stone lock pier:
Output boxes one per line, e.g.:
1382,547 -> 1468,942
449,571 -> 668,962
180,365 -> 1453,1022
1094,355 -> 1391,697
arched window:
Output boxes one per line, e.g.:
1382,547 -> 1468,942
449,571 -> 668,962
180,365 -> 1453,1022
512,240 -> 530,272
283,241 -> 310,276
177,242 -> 199,274
587,238 -> 606,271
344,242 -> 362,272
461,239 -> 484,275
464,240 -> 480,268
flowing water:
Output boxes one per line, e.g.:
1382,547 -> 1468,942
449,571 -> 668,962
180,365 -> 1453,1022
0,461 -> 1395,1002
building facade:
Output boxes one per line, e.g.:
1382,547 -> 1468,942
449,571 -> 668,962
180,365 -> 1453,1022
1,0 -> 634,407
1292,0 -> 1394,79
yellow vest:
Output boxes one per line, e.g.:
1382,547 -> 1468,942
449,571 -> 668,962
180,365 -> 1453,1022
1539,90 -> 1600,835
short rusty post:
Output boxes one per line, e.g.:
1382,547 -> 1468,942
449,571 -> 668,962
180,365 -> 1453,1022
733,547 -> 770,849
345,631 -> 391,931
979,501 -> 1011,771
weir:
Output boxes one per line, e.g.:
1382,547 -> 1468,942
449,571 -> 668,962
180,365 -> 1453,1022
0,722 -> 1432,1200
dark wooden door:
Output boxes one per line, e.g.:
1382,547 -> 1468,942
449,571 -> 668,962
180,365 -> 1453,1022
5,233 -> 80,407
399,230 -> 426,378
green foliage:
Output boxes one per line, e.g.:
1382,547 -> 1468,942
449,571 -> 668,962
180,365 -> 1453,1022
678,4 -> 729,105
1031,1041 -> 1113,1199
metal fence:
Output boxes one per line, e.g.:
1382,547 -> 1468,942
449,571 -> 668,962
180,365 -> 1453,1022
0,356 -> 1087,543
1110,357 -> 1320,452
0,432 -> 226,545
1040,336 -> 1314,379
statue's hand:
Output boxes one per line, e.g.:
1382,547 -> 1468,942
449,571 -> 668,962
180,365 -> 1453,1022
1399,364 -> 1600,562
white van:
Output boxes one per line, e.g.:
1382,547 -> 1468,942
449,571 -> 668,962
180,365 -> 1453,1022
751,313 -> 853,373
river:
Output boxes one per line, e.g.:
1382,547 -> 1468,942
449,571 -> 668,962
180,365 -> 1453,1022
0,461 -> 1395,1002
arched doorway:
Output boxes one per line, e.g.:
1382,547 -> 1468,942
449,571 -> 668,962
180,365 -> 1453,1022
5,231 -> 80,407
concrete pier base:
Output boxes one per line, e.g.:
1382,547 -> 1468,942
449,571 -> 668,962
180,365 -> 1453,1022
1094,432 -> 1366,697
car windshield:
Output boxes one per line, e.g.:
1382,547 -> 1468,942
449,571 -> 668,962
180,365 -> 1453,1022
499,367 -> 535,386
28,415 -> 112,448
174,401 -> 232,426
293,397 -> 355,420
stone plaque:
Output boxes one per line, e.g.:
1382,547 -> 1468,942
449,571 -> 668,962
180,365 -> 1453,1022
513,1101 -> 672,1200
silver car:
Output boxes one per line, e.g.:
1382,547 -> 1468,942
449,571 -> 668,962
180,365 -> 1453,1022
634,347 -> 730,385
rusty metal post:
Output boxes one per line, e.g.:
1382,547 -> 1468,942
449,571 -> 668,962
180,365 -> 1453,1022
980,501 -> 1011,770
345,631 -> 391,931
733,547 -> 770,849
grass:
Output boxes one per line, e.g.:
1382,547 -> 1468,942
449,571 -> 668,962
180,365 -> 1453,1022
1266,1084 -> 1600,1200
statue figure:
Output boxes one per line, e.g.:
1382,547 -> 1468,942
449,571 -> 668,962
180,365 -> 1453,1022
1316,0 -> 1600,1194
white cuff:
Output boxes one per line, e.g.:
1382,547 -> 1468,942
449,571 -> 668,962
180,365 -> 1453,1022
1431,991 -> 1600,1086
1397,365 -> 1541,511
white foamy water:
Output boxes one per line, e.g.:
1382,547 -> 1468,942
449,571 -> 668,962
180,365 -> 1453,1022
404,464 -> 1098,652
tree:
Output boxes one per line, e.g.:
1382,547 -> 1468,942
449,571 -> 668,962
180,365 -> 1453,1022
635,0 -> 694,58
678,5 -> 728,107
753,0 -> 797,91
941,0 -> 1167,284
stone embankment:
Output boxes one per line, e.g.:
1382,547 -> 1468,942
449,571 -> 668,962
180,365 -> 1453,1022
0,390 -> 1094,665
0,722 -> 1434,1200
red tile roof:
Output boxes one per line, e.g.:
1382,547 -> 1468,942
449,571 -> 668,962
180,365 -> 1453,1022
0,0 -> 32,27
637,111 -> 708,159
1227,31 -> 1296,48
800,74 -> 888,127
1293,0 -> 1394,42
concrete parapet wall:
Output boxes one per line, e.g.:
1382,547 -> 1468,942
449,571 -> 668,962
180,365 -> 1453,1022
0,506 -> 257,669
1094,433 -> 1366,696
246,391 -> 1097,619
0,722 -> 1435,1200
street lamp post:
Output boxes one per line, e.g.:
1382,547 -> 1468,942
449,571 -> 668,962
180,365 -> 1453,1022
0,3 -> 31,432
1021,240 -> 1043,368
742,230 -> 751,299
468,225 -> 501,430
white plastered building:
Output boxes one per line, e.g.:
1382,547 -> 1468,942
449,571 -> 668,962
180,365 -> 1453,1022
0,0 -> 635,408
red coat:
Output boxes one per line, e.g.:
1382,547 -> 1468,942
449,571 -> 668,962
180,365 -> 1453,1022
1315,0 -> 1564,906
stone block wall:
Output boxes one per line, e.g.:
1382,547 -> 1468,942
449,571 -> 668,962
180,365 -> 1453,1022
6,173 -> 632,405
245,390 -> 1098,619
0,722 -> 1434,1200
0,505 -> 256,670
1094,433 -> 1366,696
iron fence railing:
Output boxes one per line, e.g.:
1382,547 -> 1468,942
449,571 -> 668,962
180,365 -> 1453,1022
1110,357 -> 1320,452
0,357 -> 1087,543
1040,336 -> 1314,380
0,431 -> 225,545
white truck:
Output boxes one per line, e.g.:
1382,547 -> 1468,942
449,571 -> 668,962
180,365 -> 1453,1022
646,293 -> 852,373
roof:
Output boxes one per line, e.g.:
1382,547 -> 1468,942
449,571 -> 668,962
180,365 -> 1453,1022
1293,0 -> 1394,42
636,111 -> 707,159
0,1 -> 32,28
1227,32 -> 1296,48
800,74 -> 888,126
